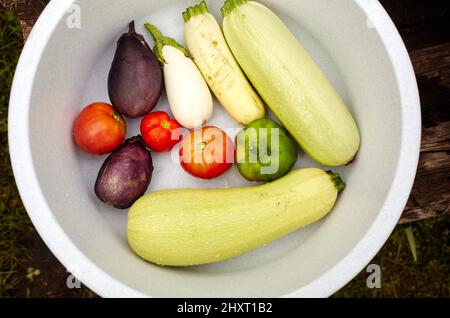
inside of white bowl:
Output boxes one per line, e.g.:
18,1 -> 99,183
24,0 -> 405,297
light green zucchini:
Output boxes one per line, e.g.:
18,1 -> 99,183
128,168 -> 344,267
222,0 -> 361,166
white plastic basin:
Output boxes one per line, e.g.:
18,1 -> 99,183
9,0 -> 421,297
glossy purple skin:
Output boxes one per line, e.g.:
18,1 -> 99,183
108,21 -> 163,118
95,137 -> 153,209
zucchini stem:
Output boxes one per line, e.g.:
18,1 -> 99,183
326,170 -> 346,193
183,1 -> 209,23
144,23 -> 190,64
221,0 -> 248,17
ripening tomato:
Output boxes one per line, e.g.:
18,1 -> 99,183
73,103 -> 127,155
140,111 -> 183,152
179,126 -> 235,179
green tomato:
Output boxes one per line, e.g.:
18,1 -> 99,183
236,118 -> 298,182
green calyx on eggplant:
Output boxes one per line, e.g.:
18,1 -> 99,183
95,136 -> 153,209
108,21 -> 163,118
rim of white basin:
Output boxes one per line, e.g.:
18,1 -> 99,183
8,0 -> 421,298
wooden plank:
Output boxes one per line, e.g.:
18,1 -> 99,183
379,0 -> 450,50
379,0 -> 450,26
400,199 -> 450,224
402,41 -> 450,223
417,152 -> 450,176
13,1 -> 450,224
422,122 -> 450,153
410,42 -> 450,94
16,0 -> 50,40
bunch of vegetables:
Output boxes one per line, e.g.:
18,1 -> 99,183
73,0 -> 361,267
73,19 -> 235,209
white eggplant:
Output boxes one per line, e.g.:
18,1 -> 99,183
145,24 -> 213,129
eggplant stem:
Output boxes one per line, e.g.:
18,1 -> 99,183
128,21 -> 136,33
144,23 -> 190,64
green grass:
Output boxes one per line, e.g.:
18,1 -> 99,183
0,7 -> 33,297
0,7 -> 448,298
335,215 -> 450,297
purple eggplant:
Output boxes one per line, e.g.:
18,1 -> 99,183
95,136 -> 153,209
108,21 -> 163,118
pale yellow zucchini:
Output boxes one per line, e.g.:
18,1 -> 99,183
128,168 -> 344,267
183,1 -> 265,125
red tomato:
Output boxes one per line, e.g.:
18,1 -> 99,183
73,103 -> 127,155
140,111 -> 183,152
179,126 -> 235,179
